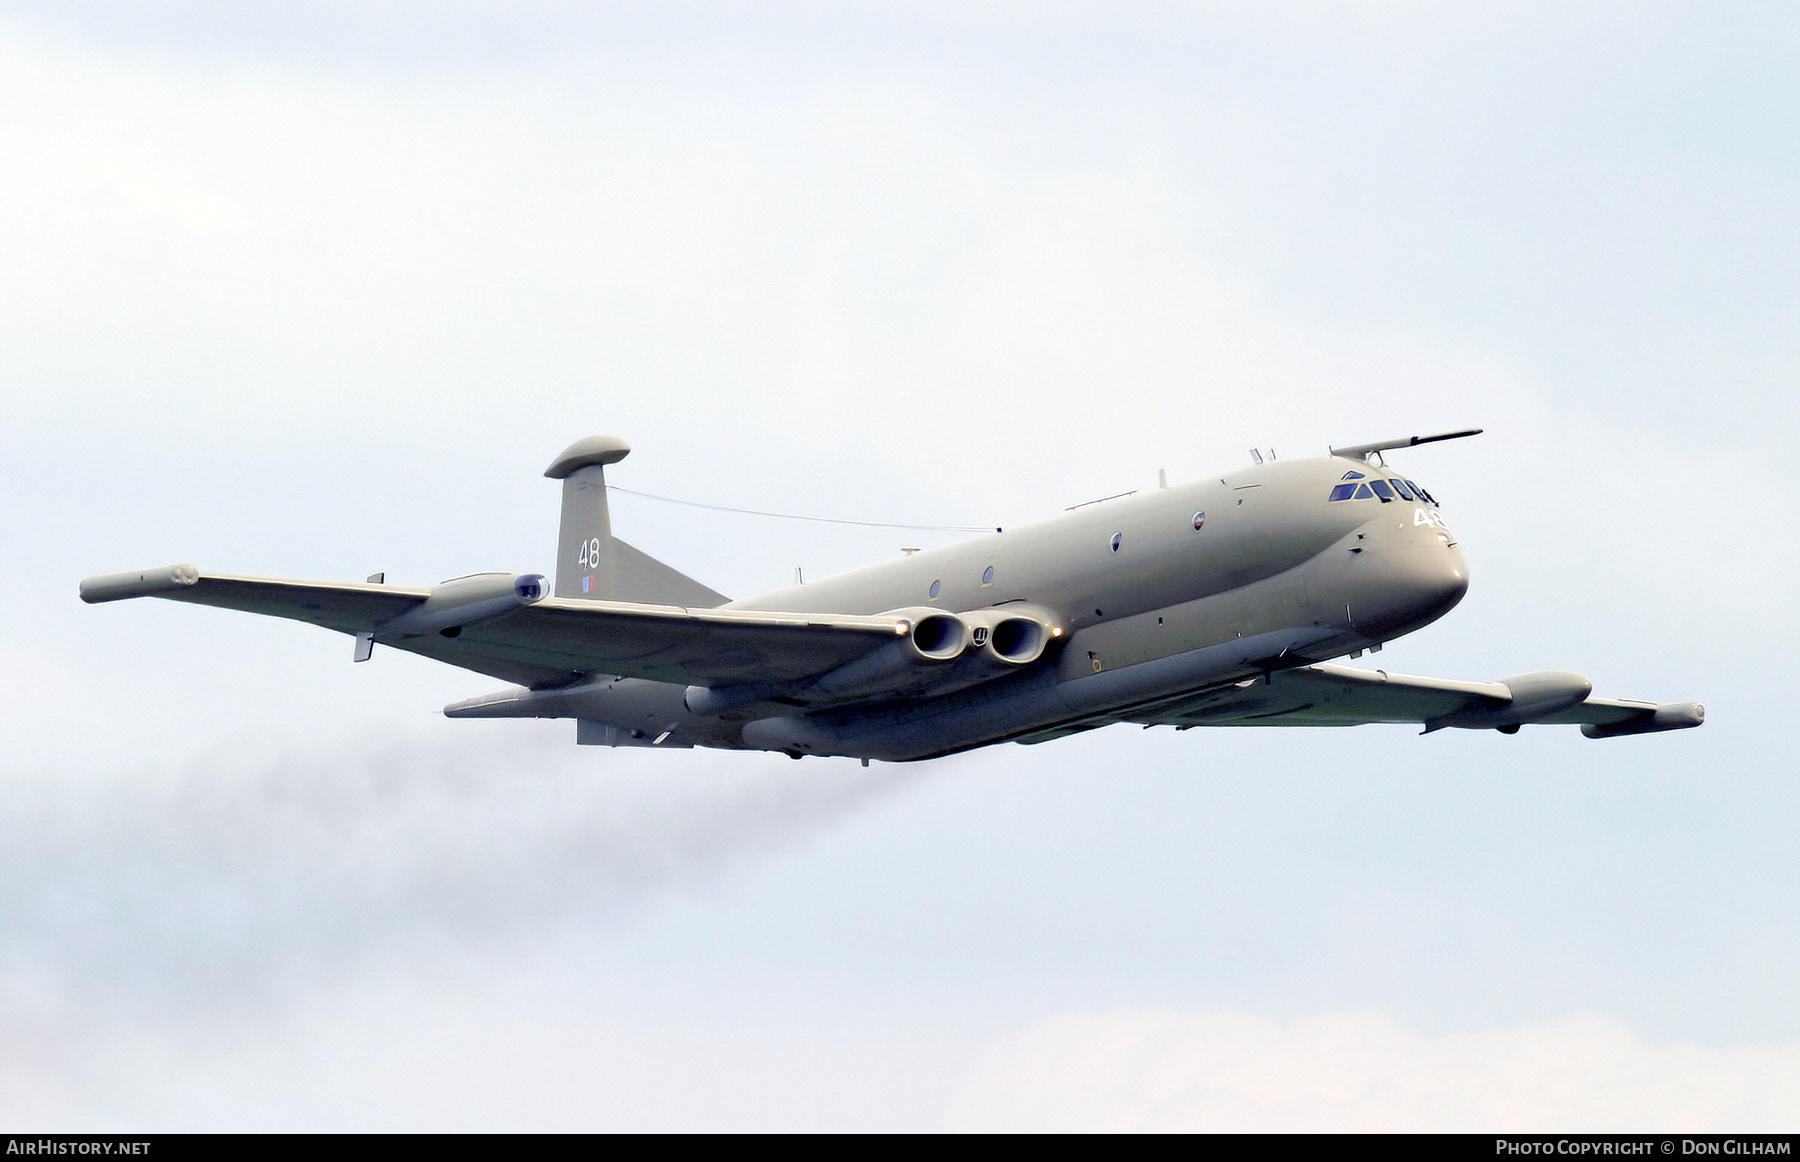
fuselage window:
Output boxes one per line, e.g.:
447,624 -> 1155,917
1369,479 -> 1396,502
1327,483 -> 1359,502
1110,532 -> 1122,553
1407,480 -> 1436,505
1353,483 -> 1374,499
982,565 -> 995,585
928,579 -> 941,599
1341,471 -> 1365,481
1389,478 -> 1417,501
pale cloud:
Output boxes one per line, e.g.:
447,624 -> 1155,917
0,33 -> 251,235
0,128 -> 252,237
2,1 -> 1789,1132
0,16 -> 1541,483
951,1008 -> 1800,1132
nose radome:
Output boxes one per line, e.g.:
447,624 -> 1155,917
1432,551 -> 1470,610
1350,541 -> 1469,639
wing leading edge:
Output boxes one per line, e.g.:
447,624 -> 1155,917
79,565 -> 908,689
1120,662 -> 1703,738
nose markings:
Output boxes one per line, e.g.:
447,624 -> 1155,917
1413,506 -> 1452,533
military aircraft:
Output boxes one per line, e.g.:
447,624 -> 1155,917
80,430 -> 1702,762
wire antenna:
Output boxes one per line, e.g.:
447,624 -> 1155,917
606,485 -> 992,533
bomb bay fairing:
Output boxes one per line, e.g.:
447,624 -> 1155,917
80,431 -> 1702,762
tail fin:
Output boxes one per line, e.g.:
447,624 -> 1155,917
544,436 -> 729,608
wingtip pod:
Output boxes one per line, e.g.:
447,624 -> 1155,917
79,564 -> 200,603
1581,702 -> 1705,739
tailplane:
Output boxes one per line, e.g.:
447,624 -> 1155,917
544,436 -> 729,607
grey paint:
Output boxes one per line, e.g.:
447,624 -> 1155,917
545,436 -> 728,607
80,433 -> 1704,761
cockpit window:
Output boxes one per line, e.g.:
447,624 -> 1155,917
1333,473 -> 1438,506
1328,481 -> 1383,502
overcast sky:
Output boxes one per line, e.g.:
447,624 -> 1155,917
2,0 -> 1796,1131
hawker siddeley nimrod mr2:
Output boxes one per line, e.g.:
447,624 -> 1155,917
80,430 -> 1703,762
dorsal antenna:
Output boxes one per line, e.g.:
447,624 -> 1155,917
1330,429 -> 1483,462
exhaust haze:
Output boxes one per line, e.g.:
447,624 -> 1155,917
0,730 -> 925,1015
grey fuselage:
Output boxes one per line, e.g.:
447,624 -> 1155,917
535,455 -> 1470,761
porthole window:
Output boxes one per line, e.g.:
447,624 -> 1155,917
1192,511 -> 1206,530
981,565 -> 995,585
928,579 -> 941,599
1110,532 -> 1122,553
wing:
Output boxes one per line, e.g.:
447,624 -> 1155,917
79,565 -> 906,689
394,599 -> 905,688
1117,662 -> 1704,738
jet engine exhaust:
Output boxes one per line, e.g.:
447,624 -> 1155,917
959,605 -> 1059,667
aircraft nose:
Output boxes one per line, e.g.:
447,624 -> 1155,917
1418,549 -> 1469,615
1348,539 -> 1469,639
